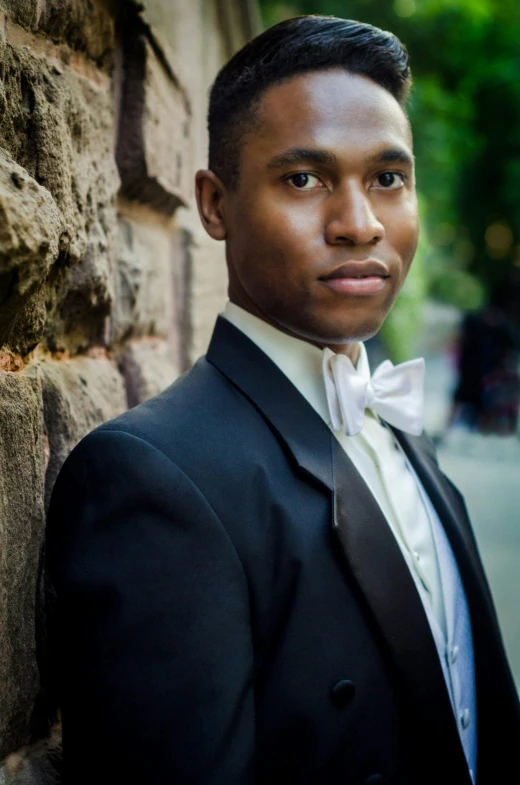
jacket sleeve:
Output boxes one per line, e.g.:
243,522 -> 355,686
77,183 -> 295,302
46,428 -> 255,785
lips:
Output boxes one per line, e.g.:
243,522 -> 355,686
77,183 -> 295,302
320,259 -> 390,280
319,259 -> 390,296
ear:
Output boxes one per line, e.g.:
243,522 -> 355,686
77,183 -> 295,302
195,170 -> 227,241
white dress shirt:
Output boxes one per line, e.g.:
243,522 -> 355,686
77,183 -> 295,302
222,301 -> 477,780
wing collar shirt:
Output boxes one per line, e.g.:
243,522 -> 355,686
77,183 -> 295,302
222,300 -> 477,781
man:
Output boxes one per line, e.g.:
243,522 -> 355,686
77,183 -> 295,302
46,16 -> 520,785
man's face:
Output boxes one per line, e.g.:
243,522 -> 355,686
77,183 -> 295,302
206,69 -> 419,348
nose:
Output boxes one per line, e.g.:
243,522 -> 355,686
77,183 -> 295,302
324,181 -> 384,247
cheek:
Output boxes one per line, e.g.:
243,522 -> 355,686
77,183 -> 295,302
255,200 -> 321,246
235,196 -> 322,273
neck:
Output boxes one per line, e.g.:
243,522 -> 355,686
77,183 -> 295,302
228,293 -> 361,366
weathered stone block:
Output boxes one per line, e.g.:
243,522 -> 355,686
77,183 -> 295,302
40,355 -> 126,508
0,0 -> 114,67
0,24 -> 119,354
111,205 -> 176,344
116,11 -> 191,214
190,228 -> 228,364
118,338 -> 178,408
170,225 -> 192,372
0,366 -> 45,759
0,149 -> 61,354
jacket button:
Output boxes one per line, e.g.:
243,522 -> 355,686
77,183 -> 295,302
330,679 -> 356,707
365,776 -> 385,785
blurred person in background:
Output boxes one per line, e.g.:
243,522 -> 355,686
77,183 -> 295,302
45,15 -> 520,785
451,283 -> 520,435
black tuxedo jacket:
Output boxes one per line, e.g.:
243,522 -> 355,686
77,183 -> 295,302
46,316 -> 520,785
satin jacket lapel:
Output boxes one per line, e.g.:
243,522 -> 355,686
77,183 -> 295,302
207,317 -> 334,491
390,428 -> 497,624
331,438 -> 471,784
207,318 -> 470,784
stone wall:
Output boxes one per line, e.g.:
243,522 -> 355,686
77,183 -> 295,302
0,1 -> 259,780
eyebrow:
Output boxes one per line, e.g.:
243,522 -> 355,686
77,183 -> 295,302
367,147 -> 415,168
266,145 -> 414,170
266,148 -> 338,169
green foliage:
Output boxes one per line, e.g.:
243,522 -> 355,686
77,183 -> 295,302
258,0 -> 520,333
428,262 -> 485,311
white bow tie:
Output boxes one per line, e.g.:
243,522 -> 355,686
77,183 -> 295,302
322,348 -> 425,437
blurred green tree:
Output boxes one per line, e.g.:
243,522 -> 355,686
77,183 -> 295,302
259,0 -> 520,356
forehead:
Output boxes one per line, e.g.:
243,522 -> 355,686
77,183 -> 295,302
250,69 -> 412,160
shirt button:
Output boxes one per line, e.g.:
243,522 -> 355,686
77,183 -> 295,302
450,645 -> 459,664
460,708 -> 471,729
413,550 -> 420,562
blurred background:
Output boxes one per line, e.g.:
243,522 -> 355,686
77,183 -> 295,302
261,0 -> 520,685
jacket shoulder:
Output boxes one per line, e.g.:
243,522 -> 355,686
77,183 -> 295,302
95,357 -> 228,438
67,356 -> 279,478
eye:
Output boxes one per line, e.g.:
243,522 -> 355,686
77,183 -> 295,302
287,172 -> 323,190
374,172 -> 406,190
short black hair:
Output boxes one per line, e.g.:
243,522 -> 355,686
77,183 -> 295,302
208,15 -> 412,190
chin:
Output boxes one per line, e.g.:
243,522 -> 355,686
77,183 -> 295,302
322,329 -> 380,346
312,314 -> 386,346
279,316 -> 383,348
